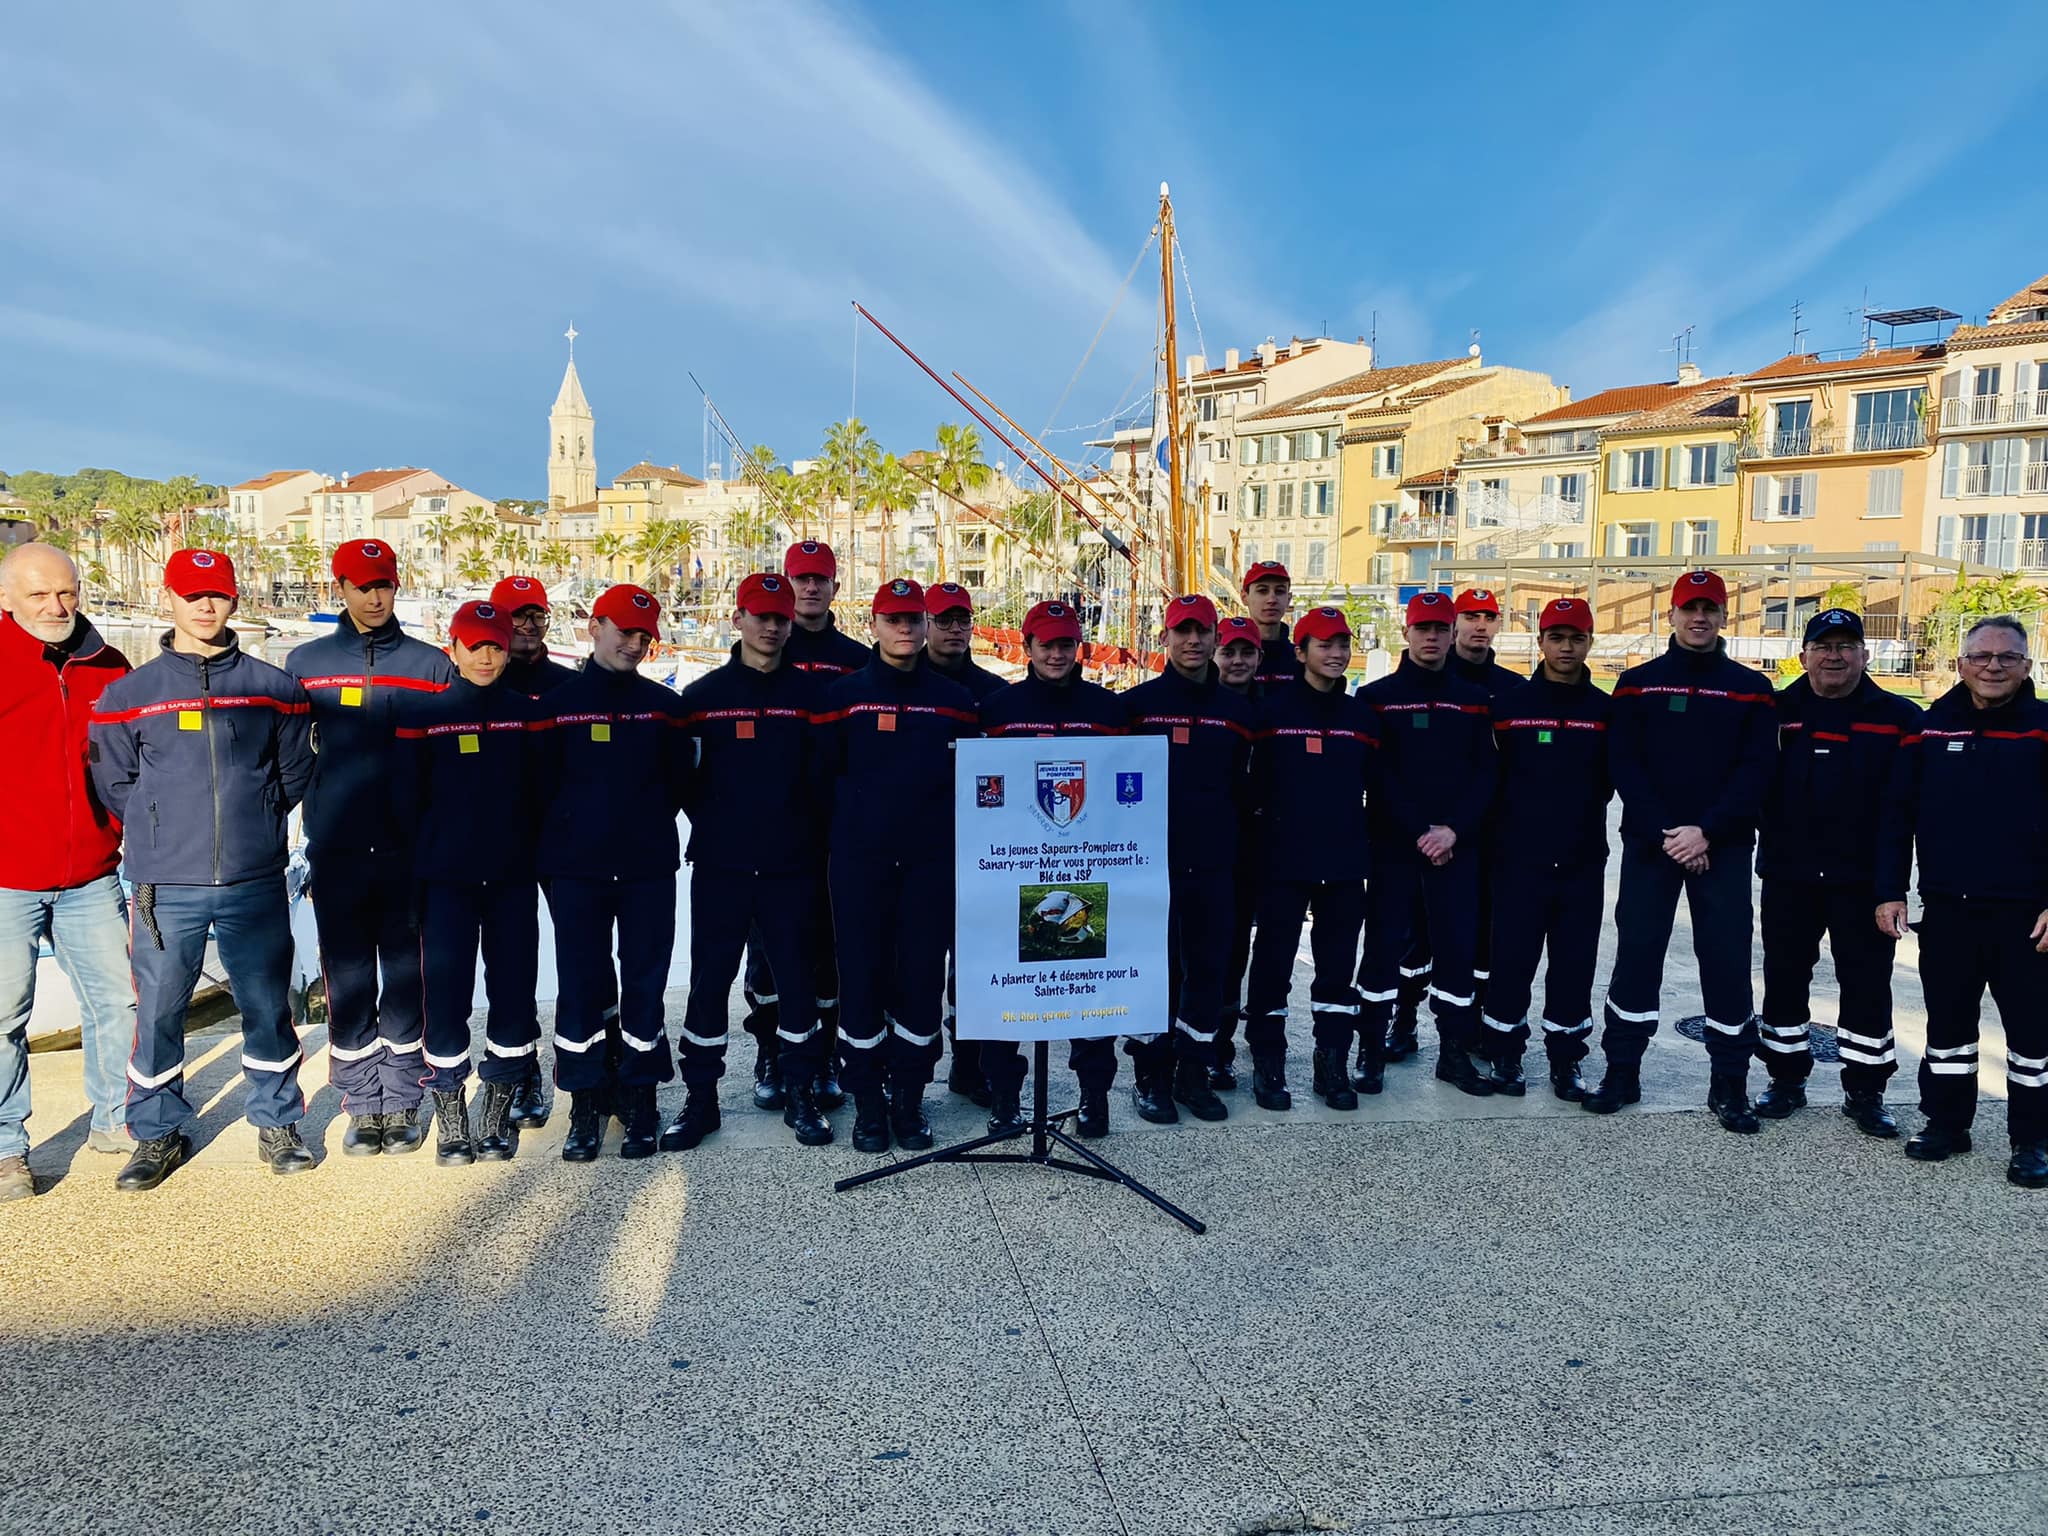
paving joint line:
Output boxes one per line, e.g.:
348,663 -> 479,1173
970,1160 -> 1133,1536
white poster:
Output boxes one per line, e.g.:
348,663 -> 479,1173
954,736 -> 1170,1043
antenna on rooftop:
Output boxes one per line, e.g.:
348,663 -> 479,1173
1790,299 -> 1808,354
1661,324 -> 1696,368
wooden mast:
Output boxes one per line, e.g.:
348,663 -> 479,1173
1158,182 -> 1188,593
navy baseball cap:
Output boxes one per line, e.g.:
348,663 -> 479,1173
1803,608 -> 1863,645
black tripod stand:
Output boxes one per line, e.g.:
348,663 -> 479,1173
834,1039 -> 1205,1234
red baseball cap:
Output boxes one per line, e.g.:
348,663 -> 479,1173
872,577 -> 927,617
784,540 -> 837,580
1406,590 -> 1455,626
449,600 -> 513,650
1165,594 -> 1218,632
332,538 -> 398,587
1215,615 -> 1261,650
1023,600 -> 1084,643
1292,606 -> 1352,645
1455,588 -> 1501,616
1242,560 -> 1291,590
1672,569 -> 1728,609
925,581 -> 974,616
1539,597 -> 1593,634
735,572 -> 796,619
164,548 -> 237,600
490,575 -> 549,612
593,584 -> 662,638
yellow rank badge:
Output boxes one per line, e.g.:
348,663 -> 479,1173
178,710 -> 202,731
459,734 -> 480,754
340,686 -> 364,707
592,722 -> 611,743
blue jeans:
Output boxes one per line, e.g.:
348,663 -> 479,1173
128,876 -> 305,1141
0,875 -> 137,1159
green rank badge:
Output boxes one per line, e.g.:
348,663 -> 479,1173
1668,695 -> 1688,712
1537,728 -> 1554,744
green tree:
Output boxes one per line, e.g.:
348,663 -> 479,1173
928,423 -> 992,580
537,540 -> 571,579
455,547 -> 494,586
458,504 -> 496,560
863,454 -> 921,577
1927,572 -> 2047,670
593,532 -> 626,580
422,514 -> 456,584
820,418 -> 877,555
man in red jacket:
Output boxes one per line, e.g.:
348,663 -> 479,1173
0,543 -> 137,1200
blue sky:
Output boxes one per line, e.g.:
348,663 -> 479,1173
4,0 -> 2045,498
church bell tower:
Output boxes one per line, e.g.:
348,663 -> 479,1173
547,324 -> 596,509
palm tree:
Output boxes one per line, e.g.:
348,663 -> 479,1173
422,513 -> 457,585
455,548 -> 493,587
820,418 -> 878,560
1005,490 -> 1059,595
457,504 -> 496,562
537,540 -> 571,579
107,501 -> 162,607
863,453 -> 921,578
929,423 -> 992,581
727,507 -> 780,574
592,532 -> 626,581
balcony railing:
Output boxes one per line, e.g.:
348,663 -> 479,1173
2031,461 -> 2048,495
2023,539 -> 2048,569
1384,514 -> 1458,541
1741,421 -> 1928,459
1940,392 -> 2048,429
1463,494 -> 1587,529
1953,461 -> 2048,497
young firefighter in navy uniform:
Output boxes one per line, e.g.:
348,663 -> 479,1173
1212,613 -> 1265,1090
817,578 -> 977,1154
1755,608 -> 1921,1136
88,551 -> 316,1190
1123,594 -> 1253,1124
1481,599 -> 1611,1099
1592,569 -> 1776,1131
923,579 -> 1006,1109
1243,560 -> 1300,690
396,601 -> 542,1166
1877,615 -> 2048,1188
1379,587 -> 1521,1073
1243,606 -> 1380,1111
740,538 -> 870,1113
978,600 -> 1129,1135
286,538 -> 455,1156
1355,591 -> 1498,1097
535,584 -> 689,1161
668,573 -> 832,1151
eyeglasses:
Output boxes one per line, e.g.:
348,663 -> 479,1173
928,611 -> 973,627
510,611 -> 548,631
1807,641 -> 1861,656
1961,651 -> 2029,669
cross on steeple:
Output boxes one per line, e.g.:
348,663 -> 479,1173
565,322 -> 579,359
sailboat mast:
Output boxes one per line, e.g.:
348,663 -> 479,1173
1158,182 -> 1187,594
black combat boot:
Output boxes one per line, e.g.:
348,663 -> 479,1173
508,1064 -> 550,1129
431,1089 -> 475,1167
1581,1067 -> 1641,1115
474,1080 -> 520,1161
1251,1052 -> 1292,1111
379,1104 -> 428,1156
619,1085 -> 660,1158
256,1124 -> 316,1175
561,1091 -> 605,1162
340,1113 -> 384,1156
751,1037 -> 784,1111
116,1132 -> 191,1192
1075,1085 -> 1110,1138
1488,1051 -> 1528,1097
1313,1046 -> 1358,1110
1385,1005 -> 1420,1062
659,1090 -> 722,1152
2007,1142 -> 2048,1189
987,1083 -> 1027,1137
1549,1062 -> 1589,1102
782,1077 -> 833,1147
1707,1073 -> 1761,1134
890,1081 -> 934,1151
1754,1079 -> 1807,1119
1433,1043 -> 1496,1098
852,1093 -> 892,1154
948,1037 -> 991,1108
1840,1093 -> 1897,1139
1131,1060 -> 1179,1125
1172,1059 -> 1227,1122
812,1068 -> 846,1112
1351,1032 -> 1385,1095
1904,1123 -> 1971,1161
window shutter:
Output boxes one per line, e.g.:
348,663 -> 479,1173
1800,472 -> 1818,518
1994,513 -> 2020,568
1542,474 -> 1557,498
1937,515 -> 1957,559
1751,476 -> 1769,521
1607,452 -> 1624,493
2018,360 -> 2036,405
1604,522 -> 1619,557
1669,518 -> 1685,557
1718,443 -> 1736,485
1646,450 -> 1662,491
1992,437 -> 2017,497
1942,441 -> 1961,498
1669,446 -> 1685,488
1704,521 -> 1720,556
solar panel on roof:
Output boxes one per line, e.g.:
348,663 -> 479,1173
1864,307 -> 1959,327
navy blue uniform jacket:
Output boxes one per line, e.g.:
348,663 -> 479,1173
1608,639 -> 1776,850
88,633 -> 313,886
534,664 -> 689,881
817,659 -> 977,864
394,677 -> 543,884
1358,655 -> 1495,848
674,651 -> 822,876
928,652 -> 1009,701
285,616 -> 456,857
1255,634 -> 1301,690
1760,674 -> 1921,886
980,672 -> 1128,737
1123,665 -> 1254,873
1251,678 -> 1380,883
503,653 -> 579,699
1490,671 -> 1612,870
784,619 -> 871,679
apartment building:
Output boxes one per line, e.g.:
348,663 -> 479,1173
306,468 -> 447,545
226,470 -> 323,543
1928,272 -> 2048,569
1588,379 -> 1744,563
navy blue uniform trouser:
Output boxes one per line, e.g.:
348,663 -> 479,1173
1130,876 -> 1230,1078
1386,865 -> 1492,1023
742,876 -> 838,1054
127,876 -> 304,1141
309,848 -> 427,1113
681,866 -> 818,1090
1600,840 -> 1756,1074
829,856 -> 947,1096
1245,878 -> 1366,1056
1915,896 -> 2048,1145
1480,858 -> 1605,1067
1218,861 -> 1259,1067
420,879 -> 541,1093
1359,851 -> 1480,1056
546,875 -> 677,1092
1759,877 -> 1899,1097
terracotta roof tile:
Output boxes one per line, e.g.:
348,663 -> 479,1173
1520,382 -> 1695,426
614,461 -> 704,488
1241,358 -> 1469,424
1739,346 -> 1944,383
1397,466 -> 1459,489
313,468 -> 428,496
1988,273 -> 2048,322
1945,319 -> 2048,352
1190,340 -> 1325,381
230,469 -> 316,492
1600,381 -> 1744,437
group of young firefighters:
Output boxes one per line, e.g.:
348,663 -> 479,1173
8,529 -> 2046,1197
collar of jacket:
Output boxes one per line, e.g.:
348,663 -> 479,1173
1156,662 -> 1218,696
154,628 -> 243,674
333,612 -> 405,657
1785,672 -> 1884,714
1396,652 -> 1454,688
1452,648 -> 1498,679
1933,676 -> 2037,720
1,611 -> 106,668
1664,635 -> 1728,667
861,654 -> 929,691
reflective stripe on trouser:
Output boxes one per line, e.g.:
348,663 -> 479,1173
1244,877 -> 1366,1057
127,875 -> 305,1141
419,878 -> 542,1093
741,873 -> 839,1063
680,865 -> 817,1089
828,855 -> 948,1097
1759,876 -> 1898,1096
1216,857 -> 1259,1066
1358,851 -> 1480,1055
545,875 -> 677,1093
1482,856 -> 1605,1067
1915,895 -> 2048,1142
1130,876 -> 1234,1077
308,848 -> 428,1113
1599,840 -> 1756,1073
